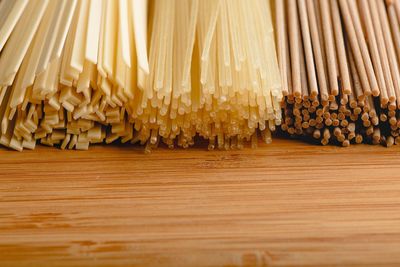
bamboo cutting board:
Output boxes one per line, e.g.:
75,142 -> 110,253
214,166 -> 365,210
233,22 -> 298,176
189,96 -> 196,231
1,139 -> 400,266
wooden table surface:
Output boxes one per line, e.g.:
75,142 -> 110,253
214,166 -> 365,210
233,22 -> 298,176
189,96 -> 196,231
1,138 -> 400,266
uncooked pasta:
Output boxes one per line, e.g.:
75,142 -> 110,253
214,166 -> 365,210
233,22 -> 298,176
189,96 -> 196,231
0,0 -> 282,151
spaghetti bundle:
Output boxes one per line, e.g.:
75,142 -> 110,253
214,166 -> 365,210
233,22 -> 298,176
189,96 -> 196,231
141,0 -> 282,151
276,0 -> 400,147
0,0 -> 282,151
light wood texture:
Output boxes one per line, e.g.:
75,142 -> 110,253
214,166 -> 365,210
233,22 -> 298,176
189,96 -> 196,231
2,138 -> 400,266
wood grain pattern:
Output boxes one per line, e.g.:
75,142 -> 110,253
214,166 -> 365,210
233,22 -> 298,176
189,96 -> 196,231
2,138 -> 400,266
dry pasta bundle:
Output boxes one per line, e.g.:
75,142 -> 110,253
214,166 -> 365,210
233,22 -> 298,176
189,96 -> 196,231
0,0 -> 282,151
276,0 -> 400,147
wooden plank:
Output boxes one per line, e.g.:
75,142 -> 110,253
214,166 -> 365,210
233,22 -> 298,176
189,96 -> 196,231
1,138 -> 400,266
